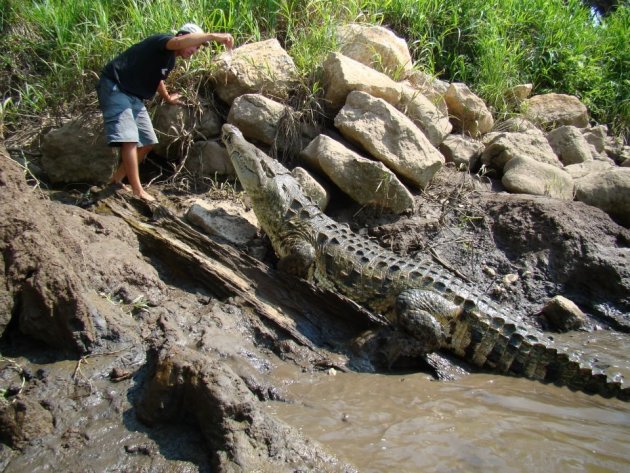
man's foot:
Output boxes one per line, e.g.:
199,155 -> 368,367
135,189 -> 156,202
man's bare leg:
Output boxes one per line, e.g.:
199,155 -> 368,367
109,144 -> 153,189
120,142 -> 155,201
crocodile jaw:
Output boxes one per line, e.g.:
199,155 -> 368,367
221,123 -> 297,246
222,124 -> 268,194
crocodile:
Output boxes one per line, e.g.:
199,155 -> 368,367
221,123 -> 629,401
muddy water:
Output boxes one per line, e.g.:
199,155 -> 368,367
270,332 -> 630,473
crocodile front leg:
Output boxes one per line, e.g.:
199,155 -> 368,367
395,289 -> 461,352
277,239 -> 316,279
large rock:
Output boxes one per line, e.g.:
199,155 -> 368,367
399,84 -> 452,146
439,134 -> 484,170
334,90 -> 444,188
522,93 -> 589,129
502,156 -> 574,200
186,200 -> 258,245
291,167 -> 330,210
503,83 -> 533,108
322,52 -> 402,111
541,295 -> 587,332
1,150 -> 160,352
574,168 -> 630,226
581,125 -> 607,155
605,137 -> 630,166
493,117 -> 543,135
337,23 -> 413,77
564,160 -> 613,179
444,83 -> 494,138
184,140 -> 234,177
0,398 -> 55,449
481,132 -> 562,171
227,94 -> 315,152
153,103 -> 221,161
211,39 -> 299,105
546,126 -> 593,165
301,134 -> 414,213
227,94 -> 291,145
153,103 -> 195,161
402,70 -> 449,101
41,112 -> 117,184
137,346 -> 352,472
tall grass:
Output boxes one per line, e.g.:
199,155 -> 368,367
0,0 -> 628,140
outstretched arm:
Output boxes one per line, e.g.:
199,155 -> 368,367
166,32 -> 234,51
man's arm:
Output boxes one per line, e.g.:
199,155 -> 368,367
157,80 -> 182,105
166,32 -> 234,51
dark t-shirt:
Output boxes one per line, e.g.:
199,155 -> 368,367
101,34 -> 175,100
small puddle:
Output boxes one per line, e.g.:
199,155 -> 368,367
270,331 -> 630,472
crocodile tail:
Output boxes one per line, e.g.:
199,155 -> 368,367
450,311 -> 629,401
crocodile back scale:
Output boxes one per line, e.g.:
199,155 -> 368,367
222,123 -> 628,401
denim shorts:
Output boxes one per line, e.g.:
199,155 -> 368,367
96,77 -> 158,147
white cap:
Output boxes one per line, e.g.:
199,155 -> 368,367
177,23 -> 203,35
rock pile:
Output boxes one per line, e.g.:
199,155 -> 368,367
41,24 -> 630,225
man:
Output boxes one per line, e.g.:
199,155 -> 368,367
97,23 -> 233,201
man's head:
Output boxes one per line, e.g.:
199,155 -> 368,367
176,22 -> 203,36
174,22 -> 206,58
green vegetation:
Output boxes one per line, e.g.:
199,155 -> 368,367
1,0 -> 628,140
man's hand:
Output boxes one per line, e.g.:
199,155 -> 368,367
216,33 -> 234,50
157,81 -> 183,105
165,92 -> 183,106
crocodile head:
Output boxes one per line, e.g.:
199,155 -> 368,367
221,124 -> 316,243
221,124 -> 270,194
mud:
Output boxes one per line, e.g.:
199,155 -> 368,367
1,149 -> 629,472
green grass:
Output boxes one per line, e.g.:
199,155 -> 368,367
0,0 -> 628,140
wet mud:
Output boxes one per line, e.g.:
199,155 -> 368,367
1,151 -> 629,471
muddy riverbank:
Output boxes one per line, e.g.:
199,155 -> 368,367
1,148 -> 629,471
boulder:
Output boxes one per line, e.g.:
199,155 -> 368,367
186,200 -> 258,245
439,134 -> 484,170
137,346 -> 350,472
211,39 -> 299,105
41,112 -> 117,184
502,156 -> 574,201
399,84 -> 452,146
322,52 -> 401,111
604,137 -> 630,165
152,103 -> 221,161
503,83 -> 533,107
0,398 -> 55,449
303,134 -> 414,214
481,132 -> 562,171
0,153 -> 162,353
522,93 -> 589,129
152,103 -> 195,161
227,94 -> 315,153
334,90 -> 444,188
564,160 -> 613,180
403,70 -> 449,102
227,94 -> 291,145
291,167 -> 330,210
574,168 -> 630,226
185,141 -> 234,177
581,125 -> 607,155
542,295 -> 587,332
546,126 -> 593,165
493,117 -> 543,135
444,83 -> 494,138
337,23 -> 413,77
